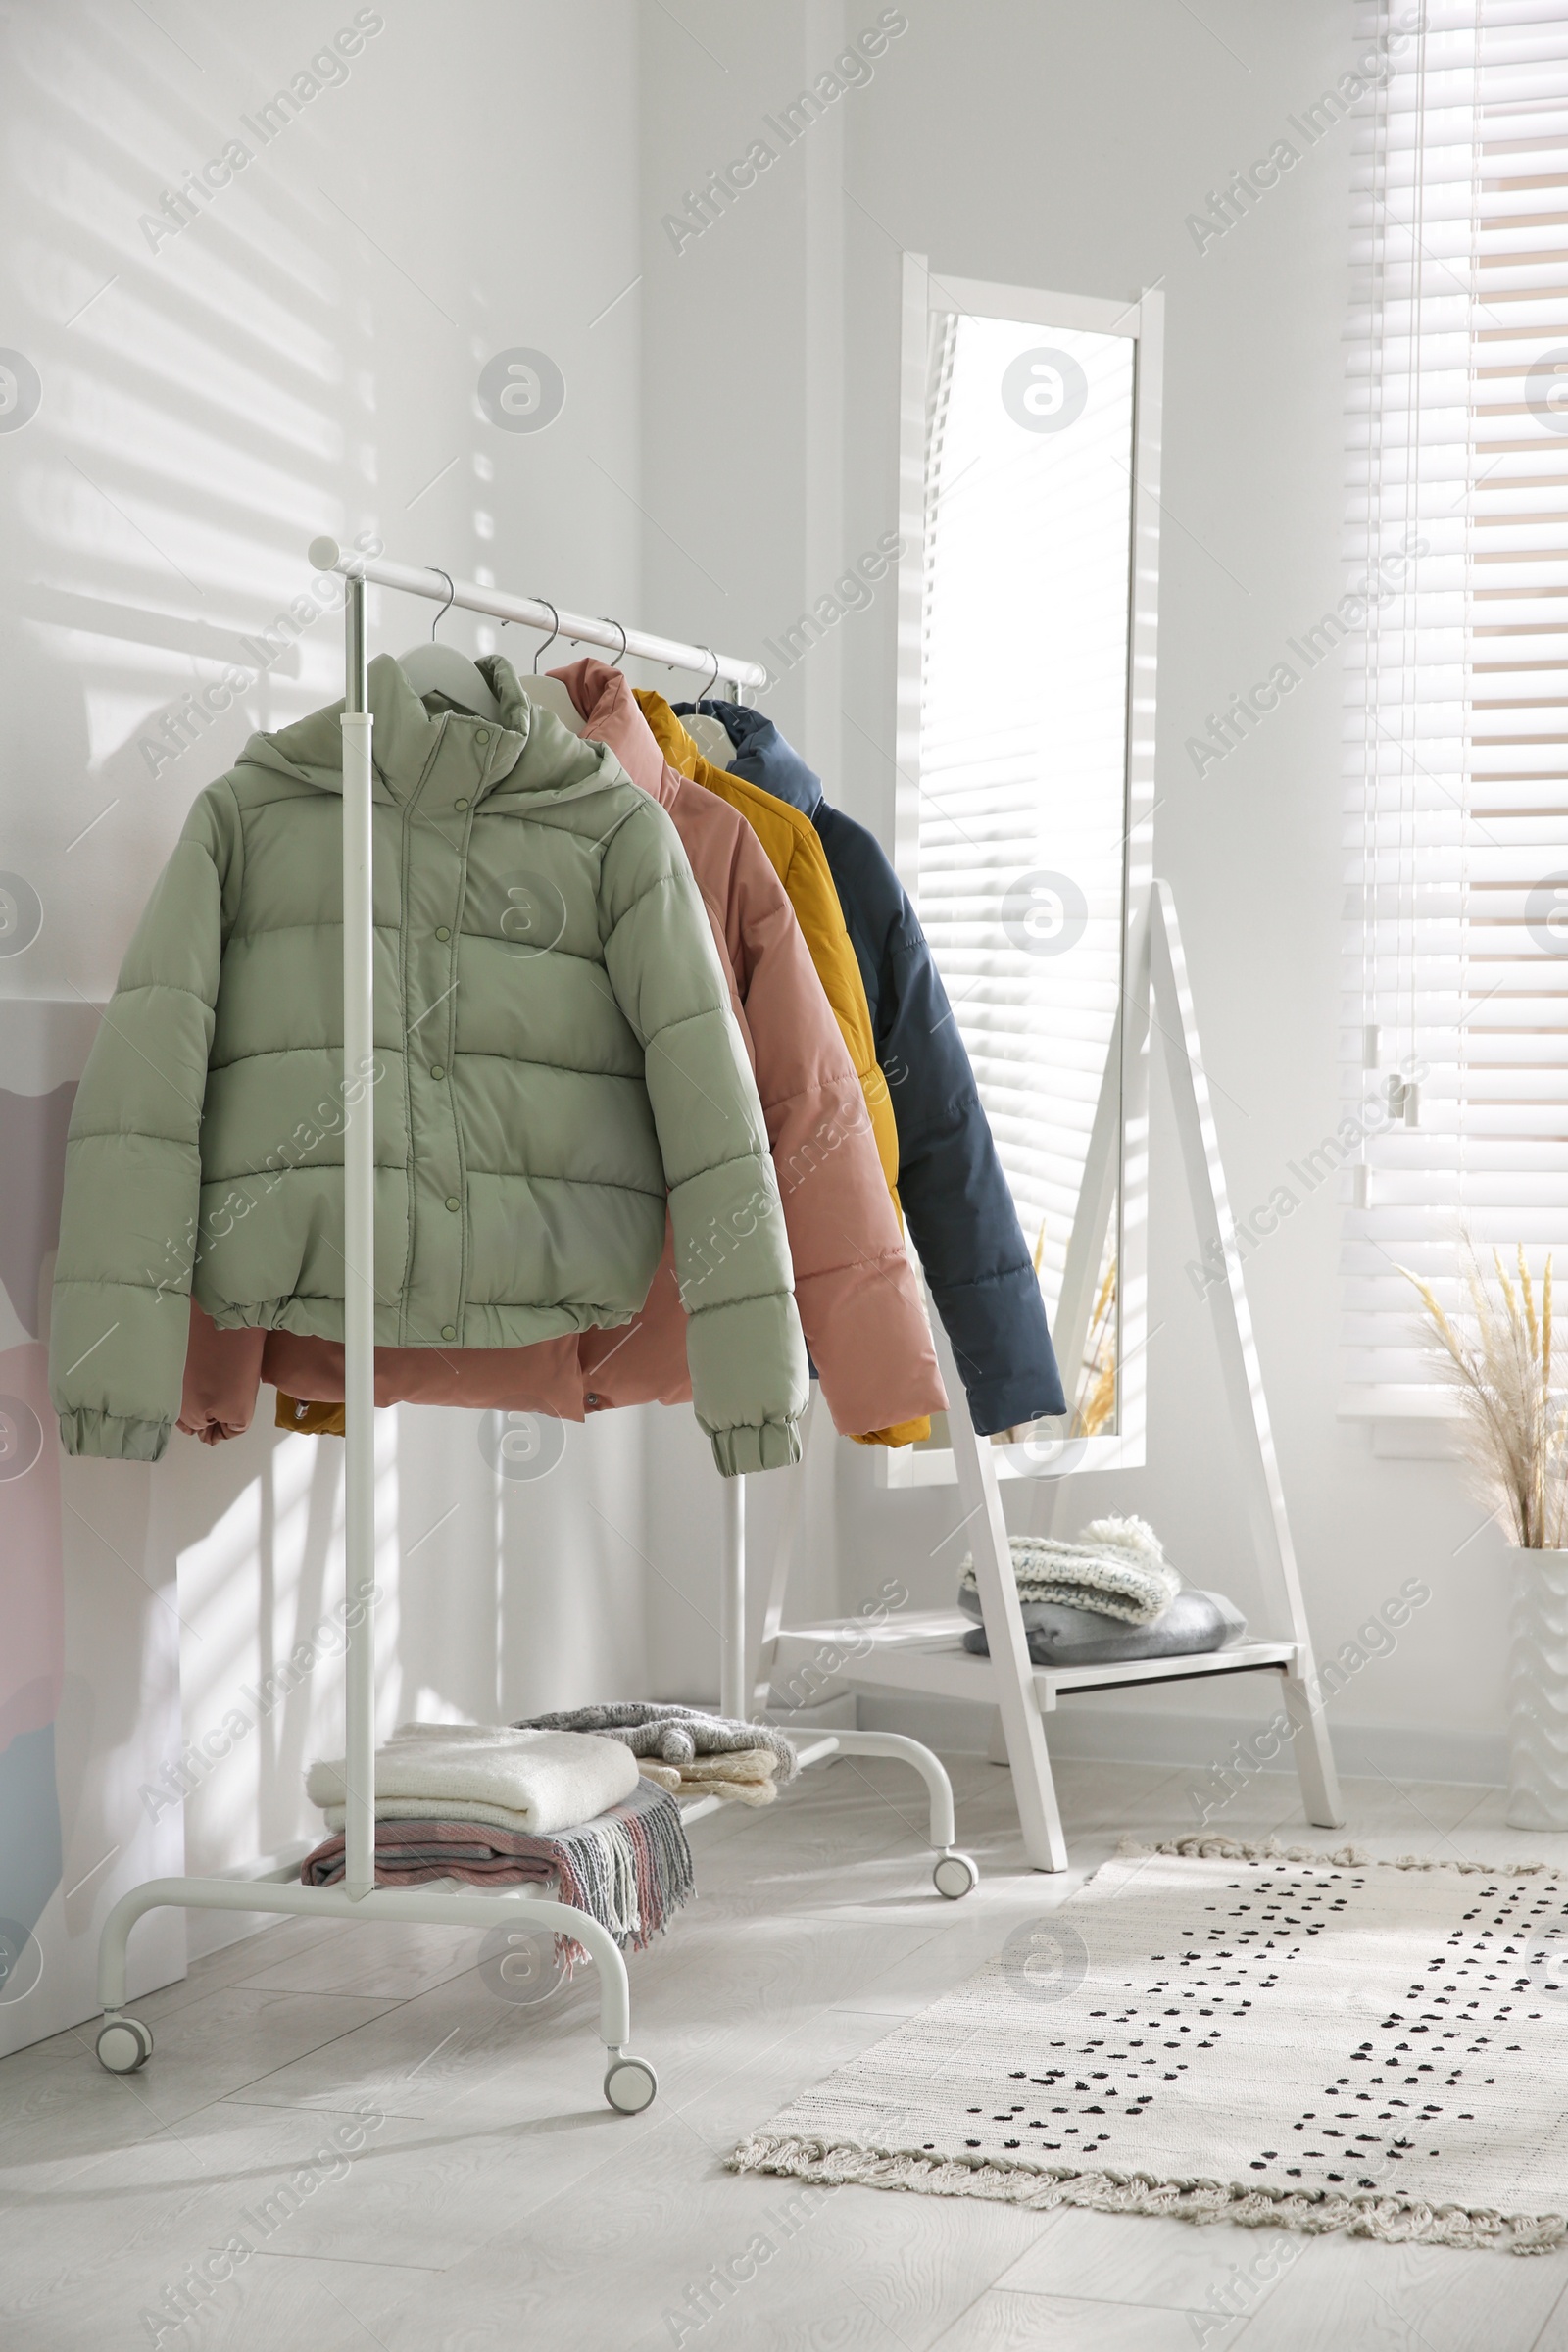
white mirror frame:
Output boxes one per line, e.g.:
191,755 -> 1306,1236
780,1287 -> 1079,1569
883,257 -> 1162,1490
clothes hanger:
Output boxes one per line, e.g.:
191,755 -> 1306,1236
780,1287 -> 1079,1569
679,650 -> 737,767
511,598 -> 586,737
396,570 -> 504,722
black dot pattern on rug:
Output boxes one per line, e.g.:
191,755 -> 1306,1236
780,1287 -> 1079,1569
1278,1874 -> 1568,2187
945,1866 -> 1568,2188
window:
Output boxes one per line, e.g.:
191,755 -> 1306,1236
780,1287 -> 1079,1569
1344,0 -> 1568,1413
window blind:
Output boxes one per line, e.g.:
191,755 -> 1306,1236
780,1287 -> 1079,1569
917,312 -> 1131,1410
1344,0 -> 1568,1413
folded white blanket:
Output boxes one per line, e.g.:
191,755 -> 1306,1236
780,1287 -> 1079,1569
319,1795 -> 605,1837
306,1721 -> 638,1837
959,1515 -> 1181,1626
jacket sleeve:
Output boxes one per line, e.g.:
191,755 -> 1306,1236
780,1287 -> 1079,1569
601,802 -> 809,1475
177,1298 -> 266,1444
726,835 -> 945,1441
775,834 -> 904,1204
49,788 -> 236,1459
880,906 -> 1067,1436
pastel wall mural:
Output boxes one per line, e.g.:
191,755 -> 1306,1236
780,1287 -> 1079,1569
0,1006 -> 184,2056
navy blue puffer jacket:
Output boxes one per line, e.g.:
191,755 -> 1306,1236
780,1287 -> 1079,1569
677,702 -> 1065,1435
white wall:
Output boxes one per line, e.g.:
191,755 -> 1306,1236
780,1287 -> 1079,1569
635,1 -> 858,1698
639,0 -> 1505,1786
0,0 -> 662,1972
2,0 -> 1510,2034
0,1002 -> 183,2055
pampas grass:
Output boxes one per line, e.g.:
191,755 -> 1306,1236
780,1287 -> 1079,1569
1078,1253 -> 1118,1437
1401,1243 -> 1568,1550
1001,1226 -> 1117,1445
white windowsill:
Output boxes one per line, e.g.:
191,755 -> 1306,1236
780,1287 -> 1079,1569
1339,1389 -> 1463,1458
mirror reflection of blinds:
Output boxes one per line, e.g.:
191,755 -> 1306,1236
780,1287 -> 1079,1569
918,314 -> 1133,1330
1345,0 -> 1568,1413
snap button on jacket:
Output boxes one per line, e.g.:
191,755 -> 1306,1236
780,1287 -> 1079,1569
49,655 -> 808,1475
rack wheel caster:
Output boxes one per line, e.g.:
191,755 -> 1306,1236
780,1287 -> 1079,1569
97,2017 -> 154,2074
603,2053 -> 659,2114
933,1851 -> 979,1901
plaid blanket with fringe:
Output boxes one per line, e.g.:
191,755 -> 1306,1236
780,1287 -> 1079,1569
299,1775 -> 693,1964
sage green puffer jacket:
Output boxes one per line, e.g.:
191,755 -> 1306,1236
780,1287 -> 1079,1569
49,654 -> 808,1474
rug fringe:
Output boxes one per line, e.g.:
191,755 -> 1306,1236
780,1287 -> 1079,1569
727,2134 -> 1568,2255
1114,1834 -> 1563,1877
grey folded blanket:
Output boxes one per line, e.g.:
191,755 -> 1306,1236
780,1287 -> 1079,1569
959,1586 -> 1247,1667
515,1702 -> 800,1784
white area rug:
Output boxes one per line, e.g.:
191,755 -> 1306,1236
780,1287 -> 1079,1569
731,1840 -> 1568,2254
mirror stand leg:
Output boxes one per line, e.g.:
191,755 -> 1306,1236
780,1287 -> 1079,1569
1282,1660 -> 1347,1830
936,1319 -> 1070,1873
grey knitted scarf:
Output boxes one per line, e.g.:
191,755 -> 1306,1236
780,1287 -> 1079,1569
516,1701 -> 800,1783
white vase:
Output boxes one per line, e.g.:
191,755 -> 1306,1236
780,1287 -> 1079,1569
1506,1547 -> 1568,1831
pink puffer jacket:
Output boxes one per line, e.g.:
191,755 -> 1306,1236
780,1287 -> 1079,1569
180,662 -> 944,1443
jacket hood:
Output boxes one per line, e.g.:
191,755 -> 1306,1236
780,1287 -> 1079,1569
677,699 -> 823,819
635,687 -> 705,782
239,652 -> 624,807
549,658 -> 674,805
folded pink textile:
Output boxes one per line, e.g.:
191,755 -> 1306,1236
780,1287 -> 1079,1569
298,1778 -> 693,1967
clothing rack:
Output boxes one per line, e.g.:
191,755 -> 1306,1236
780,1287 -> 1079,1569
305,538 -> 773,691
94,538 -> 975,2114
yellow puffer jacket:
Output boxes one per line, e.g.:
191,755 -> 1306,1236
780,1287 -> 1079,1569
637,691 -> 927,1447
637,692 -> 899,1197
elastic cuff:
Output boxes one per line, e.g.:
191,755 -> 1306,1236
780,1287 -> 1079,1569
56,1409 -> 170,1461
851,1416 -> 932,1449
275,1394 -> 346,1437
963,1379 -> 1067,1438
707,1419 -> 803,1477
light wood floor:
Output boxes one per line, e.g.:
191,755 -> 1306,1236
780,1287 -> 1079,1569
4,1750 -> 1567,2351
